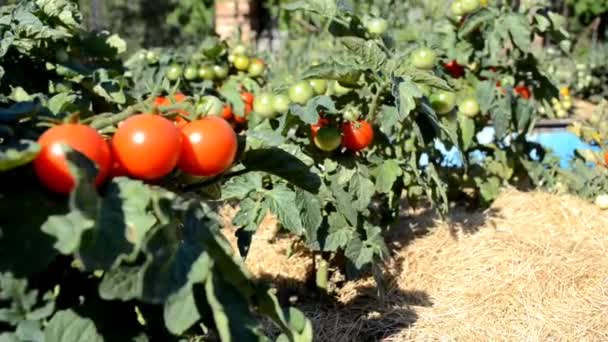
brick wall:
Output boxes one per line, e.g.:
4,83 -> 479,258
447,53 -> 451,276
215,0 -> 255,43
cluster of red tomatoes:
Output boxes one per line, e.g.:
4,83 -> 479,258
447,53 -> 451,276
310,117 -> 374,152
33,97 -> 238,195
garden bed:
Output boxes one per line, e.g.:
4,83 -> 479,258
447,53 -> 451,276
221,189 -> 608,341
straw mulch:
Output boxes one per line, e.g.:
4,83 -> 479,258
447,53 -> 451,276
221,189 -> 608,342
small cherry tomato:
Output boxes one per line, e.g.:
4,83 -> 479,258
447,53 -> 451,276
111,114 -> 182,180
213,65 -> 229,80
429,91 -> 456,115
443,60 -> 465,78
184,65 -> 198,81
514,85 -> 531,99
314,127 -> 342,152
241,92 -> 254,105
253,93 -> 277,119
221,105 -> 234,121
366,18 -> 388,35
198,65 -> 216,80
178,117 -> 238,176
248,59 -> 265,77
310,117 -> 330,138
410,48 -> 436,70
341,120 -> 374,151
166,64 -> 183,81
308,79 -> 328,95
273,94 -> 291,113
34,124 -> 111,194
458,97 -> 481,117
288,81 -> 314,105
233,55 -> 250,71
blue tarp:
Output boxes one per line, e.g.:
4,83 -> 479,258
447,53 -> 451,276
423,128 -> 600,169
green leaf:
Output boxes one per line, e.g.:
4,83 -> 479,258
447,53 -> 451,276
265,184 -> 304,235
476,81 -> 495,114
492,95 -> 511,140
232,198 -> 266,257
371,159 -> 402,194
163,254 -> 210,335
44,310 -> 103,342
339,37 -> 387,69
344,236 -> 373,270
393,67 -> 451,92
300,61 -> 363,82
222,172 -> 263,199
203,271 -> 265,341
458,115 -> 476,151
47,92 -> 77,115
219,80 -> 245,117
98,265 -> 143,301
296,190 -> 322,245
329,180 -> 357,226
349,173 -> 375,212
283,0 -> 338,17
458,8 -> 494,38
324,212 -> 354,251
242,148 -> 321,194
391,78 -> 418,127
378,105 -> 400,135
477,176 -> 501,204
16,320 -> 43,342
0,140 -> 40,171
289,96 -> 335,125
505,14 -> 531,52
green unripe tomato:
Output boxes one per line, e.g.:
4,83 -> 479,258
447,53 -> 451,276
450,0 -> 464,16
308,79 -> 328,95
410,48 -> 436,70
213,65 -> 229,79
273,94 -> 291,113
166,64 -> 183,81
429,91 -> 456,115
198,65 -> 216,80
253,93 -> 277,119
460,0 -> 480,13
232,44 -> 248,56
197,95 -> 223,117
228,54 -> 235,63
343,107 -> 360,121
288,81 -> 314,105
314,127 -> 342,152
233,55 -> 250,71
145,51 -> 159,64
458,97 -> 480,117
333,81 -> 352,96
248,59 -> 265,77
366,18 -> 388,35
184,65 -> 198,81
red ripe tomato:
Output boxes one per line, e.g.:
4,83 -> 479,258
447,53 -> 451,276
443,60 -> 465,78
241,92 -> 254,105
341,120 -> 374,151
111,114 -> 182,180
108,142 -> 128,178
234,103 -> 252,124
178,117 -> 238,176
174,116 -> 189,129
514,85 -> 531,99
33,124 -> 111,194
310,118 -> 330,137
222,105 -> 234,121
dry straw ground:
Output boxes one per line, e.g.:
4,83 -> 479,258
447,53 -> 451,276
221,189 -> 608,342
